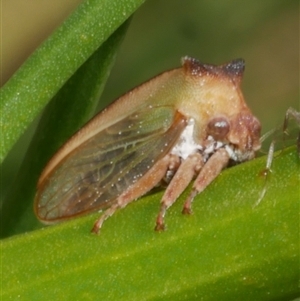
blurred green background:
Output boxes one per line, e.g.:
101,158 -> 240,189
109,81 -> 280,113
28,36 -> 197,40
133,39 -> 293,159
102,0 -> 298,130
1,0 -> 299,209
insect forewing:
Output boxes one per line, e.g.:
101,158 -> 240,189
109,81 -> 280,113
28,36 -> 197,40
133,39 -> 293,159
35,105 -> 186,223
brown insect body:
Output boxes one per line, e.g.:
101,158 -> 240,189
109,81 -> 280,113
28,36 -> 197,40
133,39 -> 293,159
34,57 -> 261,233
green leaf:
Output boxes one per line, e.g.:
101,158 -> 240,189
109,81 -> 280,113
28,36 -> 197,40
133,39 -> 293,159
0,0 -> 146,163
1,146 -> 299,300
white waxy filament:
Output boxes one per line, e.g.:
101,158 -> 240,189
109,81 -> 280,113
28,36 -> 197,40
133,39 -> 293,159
170,119 -> 202,159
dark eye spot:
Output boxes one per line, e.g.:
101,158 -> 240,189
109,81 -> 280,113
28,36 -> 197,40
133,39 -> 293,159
207,117 -> 230,140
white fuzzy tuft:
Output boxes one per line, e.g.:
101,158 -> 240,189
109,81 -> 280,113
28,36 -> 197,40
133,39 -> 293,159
170,119 -> 202,159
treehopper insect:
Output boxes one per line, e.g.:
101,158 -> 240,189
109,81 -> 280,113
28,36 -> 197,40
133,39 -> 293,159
34,57 -> 261,233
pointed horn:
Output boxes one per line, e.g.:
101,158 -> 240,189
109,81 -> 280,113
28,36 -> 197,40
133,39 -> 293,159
222,59 -> 245,83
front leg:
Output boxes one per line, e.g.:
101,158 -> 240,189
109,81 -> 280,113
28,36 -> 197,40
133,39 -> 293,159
182,148 -> 230,214
256,107 -> 300,205
283,107 -> 300,156
155,153 -> 204,231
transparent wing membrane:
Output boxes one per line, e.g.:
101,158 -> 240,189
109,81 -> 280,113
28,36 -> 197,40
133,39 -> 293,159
35,106 -> 186,222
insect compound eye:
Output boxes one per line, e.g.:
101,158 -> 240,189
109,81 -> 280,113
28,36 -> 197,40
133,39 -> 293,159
207,117 -> 230,140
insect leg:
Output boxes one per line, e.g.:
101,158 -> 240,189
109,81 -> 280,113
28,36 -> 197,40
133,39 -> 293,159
256,107 -> 300,206
155,153 -> 203,231
182,148 -> 230,214
91,154 -> 180,234
283,107 -> 300,156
